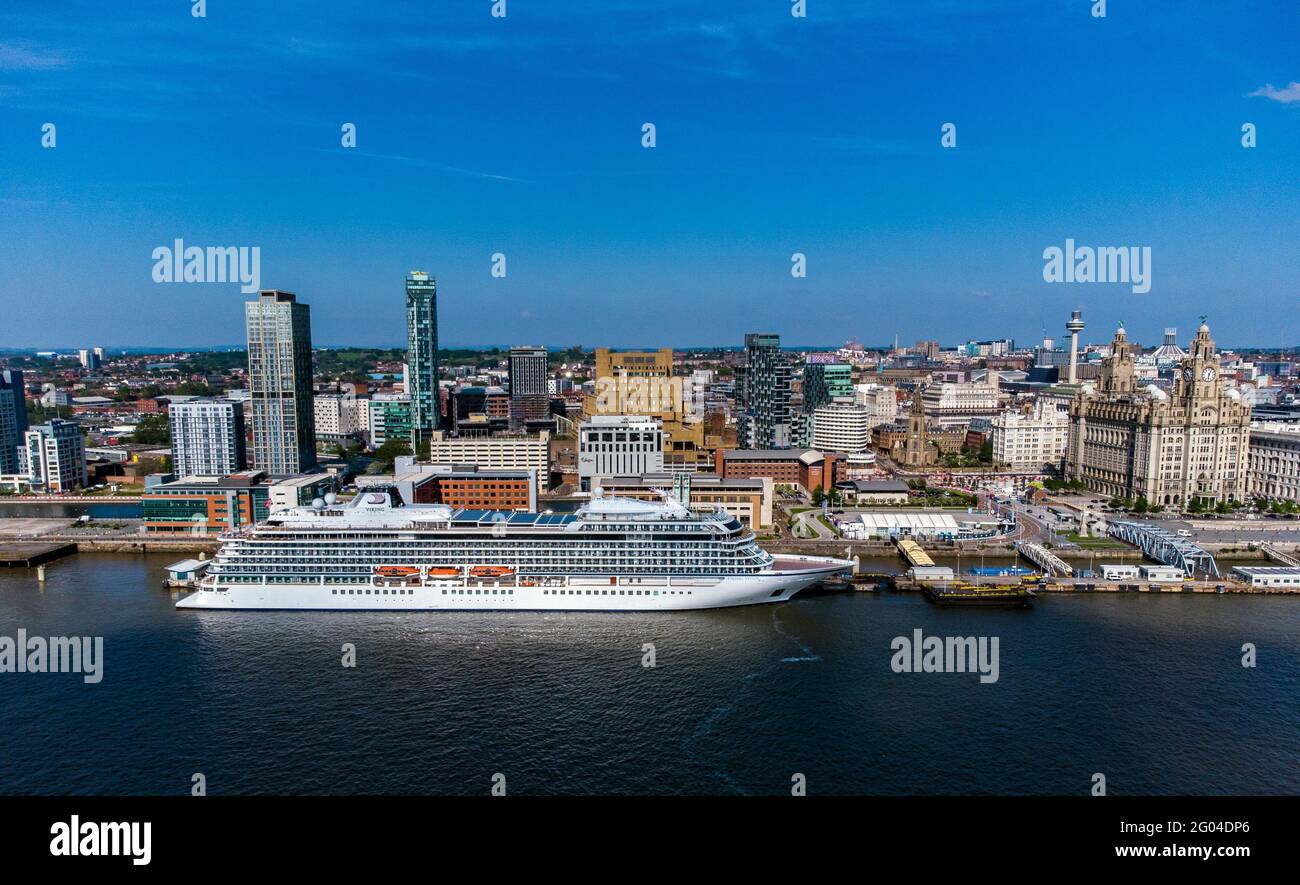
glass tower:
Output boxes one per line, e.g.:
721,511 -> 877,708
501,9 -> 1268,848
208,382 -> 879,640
405,271 -> 440,446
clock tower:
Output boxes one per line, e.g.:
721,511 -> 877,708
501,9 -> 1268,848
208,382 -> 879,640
1175,318 -> 1222,403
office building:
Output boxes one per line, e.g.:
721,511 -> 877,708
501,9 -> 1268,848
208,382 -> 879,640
0,369 -> 28,475
1066,321 -> 1251,507
1248,423 -> 1300,502
802,357 -> 854,414
920,376 -> 1003,426
169,398 -> 247,477
508,345 -> 549,429
426,429 -> 550,489
854,383 -> 899,428
811,399 -> 872,455
360,463 -> 537,511
405,271 -> 441,444
582,347 -> 720,471
578,415 -> 664,491
246,290 -> 317,474
142,471 -> 335,534
368,393 -> 413,449
990,400 -> 1069,472
716,448 -> 840,495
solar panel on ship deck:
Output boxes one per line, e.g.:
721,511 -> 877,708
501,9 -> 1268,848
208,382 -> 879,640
508,512 -> 539,524
454,509 -> 491,522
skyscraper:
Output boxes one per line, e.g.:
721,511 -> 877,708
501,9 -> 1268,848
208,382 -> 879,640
405,271 -> 441,446
0,369 -> 29,475
738,333 -> 792,448
245,290 -> 317,474
508,345 -> 549,430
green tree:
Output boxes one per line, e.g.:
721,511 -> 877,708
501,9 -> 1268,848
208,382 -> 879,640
131,413 -> 171,445
372,437 -> 412,471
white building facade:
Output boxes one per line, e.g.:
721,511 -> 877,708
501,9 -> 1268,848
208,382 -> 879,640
1248,423 -> 1300,502
578,415 -> 664,492
812,399 -> 872,455
991,401 -> 1069,472
24,419 -> 87,493
169,399 -> 247,477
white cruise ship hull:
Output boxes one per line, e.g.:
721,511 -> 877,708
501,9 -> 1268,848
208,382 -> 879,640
175,556 -> 850,612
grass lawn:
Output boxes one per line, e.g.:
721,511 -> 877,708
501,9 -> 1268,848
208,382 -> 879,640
1065,533 -> 1127,549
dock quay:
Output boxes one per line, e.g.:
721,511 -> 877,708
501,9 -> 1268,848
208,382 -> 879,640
0,542 -> 78,567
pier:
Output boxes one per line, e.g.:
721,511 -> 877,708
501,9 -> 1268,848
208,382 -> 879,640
0,542 -> 78,568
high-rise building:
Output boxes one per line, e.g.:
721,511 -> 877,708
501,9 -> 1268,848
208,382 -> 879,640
24,419 -> 86,492
739,333 -> 792,448
78,348 -> 101,371
0,369 -> 28,475
245,290 -> 317,474
169,399 -> 247,477
405,271 -> 441,445
802,358 -> 854,414
1066,321 -> 1251,507
508,345 -> 549,429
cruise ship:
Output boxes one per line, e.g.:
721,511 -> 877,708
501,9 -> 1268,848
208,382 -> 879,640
176,488 -> 852,611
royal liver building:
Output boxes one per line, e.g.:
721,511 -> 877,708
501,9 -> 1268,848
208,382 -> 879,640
1066,321 -> 1250,508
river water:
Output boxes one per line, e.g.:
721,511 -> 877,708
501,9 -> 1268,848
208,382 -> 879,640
0,552 -> 1296,795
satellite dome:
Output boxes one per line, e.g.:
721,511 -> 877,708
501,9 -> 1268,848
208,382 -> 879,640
311,497 -> 326,509
324,492 -> 338,505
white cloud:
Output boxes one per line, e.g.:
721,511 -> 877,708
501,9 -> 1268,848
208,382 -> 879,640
0,41 -> 68,70
1247,82 -> 1300,104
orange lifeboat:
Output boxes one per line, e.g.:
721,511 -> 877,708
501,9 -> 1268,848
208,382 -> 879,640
426,567 -> 461,577
470,566 -> 514,579
375,566 -> 420,578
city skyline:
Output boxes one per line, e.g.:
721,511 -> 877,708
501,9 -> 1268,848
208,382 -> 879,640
2,1 -> 1298,348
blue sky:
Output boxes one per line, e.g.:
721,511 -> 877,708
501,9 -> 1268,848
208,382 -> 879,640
1,0 -> 1297,350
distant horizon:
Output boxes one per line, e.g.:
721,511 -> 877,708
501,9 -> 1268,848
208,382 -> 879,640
4,334 -> 1300,357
